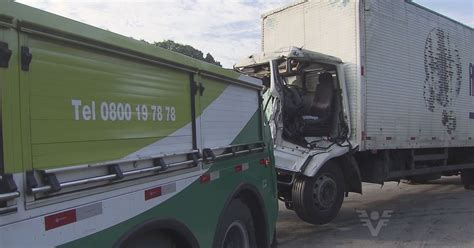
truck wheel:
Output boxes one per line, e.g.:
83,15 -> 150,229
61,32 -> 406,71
461,169 -> 474,190
292,162 -> 345,225
214,199 -> 257,248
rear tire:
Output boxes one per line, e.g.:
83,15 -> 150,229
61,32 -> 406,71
214,199 -> 258,248
292,161 -> 345,225
461,169 -> 474,190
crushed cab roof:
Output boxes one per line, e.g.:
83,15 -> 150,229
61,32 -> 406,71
235,47 -> 343,68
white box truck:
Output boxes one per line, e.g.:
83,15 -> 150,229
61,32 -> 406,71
236,0 -> 474,225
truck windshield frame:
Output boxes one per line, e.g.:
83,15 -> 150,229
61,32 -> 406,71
271,58 -> 347,146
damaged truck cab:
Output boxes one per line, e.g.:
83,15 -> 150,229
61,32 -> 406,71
236,47 -> 362,224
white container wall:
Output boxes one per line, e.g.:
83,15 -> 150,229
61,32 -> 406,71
262,0 -> 474,151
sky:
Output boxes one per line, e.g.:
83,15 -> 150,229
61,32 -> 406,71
15,0 -> 474,68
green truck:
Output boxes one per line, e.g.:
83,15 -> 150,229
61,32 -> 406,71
0,2 -> 278,247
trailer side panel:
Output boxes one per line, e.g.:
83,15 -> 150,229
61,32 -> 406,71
364,0 -> 474,149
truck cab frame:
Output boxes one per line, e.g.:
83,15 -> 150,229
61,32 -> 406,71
236,47 -> 362,224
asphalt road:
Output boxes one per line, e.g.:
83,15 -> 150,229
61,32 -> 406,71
276,176 -> 474,248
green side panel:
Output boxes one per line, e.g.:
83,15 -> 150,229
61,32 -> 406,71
22,35 -> 193,169
0,27 -> 23,173
59,152 -> 278,248
16,34 -> 236,170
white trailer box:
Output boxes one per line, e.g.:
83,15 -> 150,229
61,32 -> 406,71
262,0 -> 474,151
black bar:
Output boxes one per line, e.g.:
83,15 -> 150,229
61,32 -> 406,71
387,163 -> 474,180
189,73 -> 198,150
199,82 -> 205,96
26,171 -> 38,194
203,148 -> 216,162
257,91 -> 264,142
188,152 -> 200,167
21,46 -> 32,71
0,41 -> 12,68
153,157 -> 167,171
0,174 -> 17,193
44,173 -> 61,193
108,164 -> 124,180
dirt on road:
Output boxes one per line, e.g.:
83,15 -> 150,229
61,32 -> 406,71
276,177 -> 474,248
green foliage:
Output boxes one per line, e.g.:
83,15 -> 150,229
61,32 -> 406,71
154,40 -> 222,67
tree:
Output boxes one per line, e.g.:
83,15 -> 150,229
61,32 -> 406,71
154,40 -> 222,67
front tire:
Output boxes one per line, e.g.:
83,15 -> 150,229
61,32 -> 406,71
292,161 -> 345,225
214,199 -> 257,248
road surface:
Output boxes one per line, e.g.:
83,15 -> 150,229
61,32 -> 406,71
276,176 -> 474,248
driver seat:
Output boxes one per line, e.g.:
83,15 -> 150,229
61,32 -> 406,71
302,72 -> 335,136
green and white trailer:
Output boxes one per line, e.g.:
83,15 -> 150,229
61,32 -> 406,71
0,2 -> 278,247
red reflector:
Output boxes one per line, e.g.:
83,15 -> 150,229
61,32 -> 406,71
145,187 -> 162,201
200,174 -> 211,183
45,209 -> 77,231
235,164 -> 243,173
259,158 -> 269,166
